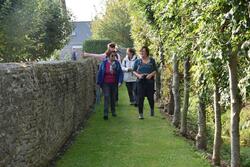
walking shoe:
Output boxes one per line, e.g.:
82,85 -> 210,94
103,116 -> 108,120
112,113 -> 117,117
134,103 -> 138,107
130,101 -> 136,105
138,114 -> 144,119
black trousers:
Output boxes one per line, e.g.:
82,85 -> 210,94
125,82 -> 137,103
115,84 -> 118,102
136,79 -> 155,114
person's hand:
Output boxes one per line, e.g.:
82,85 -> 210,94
83,51 -> 89,57
128,68 -> 133,72
118,83 -> 122,87
137,74 -> 144,79
81,52 -> 85,57
146,74 -> 153,79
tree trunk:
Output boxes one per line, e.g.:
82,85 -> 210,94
196,76 -> 207,150
212,83 -> 222,166
172,54 -> 180,127
168,84 -> 175,115
228,51 -> 241,167
155,65 -> 161,101
156,41 -> 164,101
181,57 -> 190,135
159,41 -> 164,65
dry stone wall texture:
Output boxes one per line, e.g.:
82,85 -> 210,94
0,58 -> 98,167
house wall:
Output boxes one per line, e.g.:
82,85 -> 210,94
61,21 -> 92,60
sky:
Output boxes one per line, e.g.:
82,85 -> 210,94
65,0 -> 107,21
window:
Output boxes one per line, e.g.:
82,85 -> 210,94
71,31 -> 76,36
72,45 -> 82,50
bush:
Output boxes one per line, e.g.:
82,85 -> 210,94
241,147 -> 250,167
83,39 -> 111,54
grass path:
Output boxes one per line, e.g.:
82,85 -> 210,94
56,86 -> 210,167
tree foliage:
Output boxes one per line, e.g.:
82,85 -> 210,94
127,0 -> 250,166
91,0 -> 133,47
0,0 -> 73,62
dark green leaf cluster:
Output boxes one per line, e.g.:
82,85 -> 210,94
0,0 -> 73,62
83,39 -> 112,54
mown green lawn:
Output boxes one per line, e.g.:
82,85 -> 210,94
56,86 -> 210,167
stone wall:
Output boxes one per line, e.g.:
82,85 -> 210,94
0,58 -> 98,167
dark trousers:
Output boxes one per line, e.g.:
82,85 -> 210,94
115,84 -> 119,102
137,79 -> 155,114
125,82 -> 137,103
102,83 -> 117,117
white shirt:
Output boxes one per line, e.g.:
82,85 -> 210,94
122,55 -> 137,82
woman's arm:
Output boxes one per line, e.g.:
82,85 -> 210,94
121,59 -> 129,72
133,71 -> 143,79
146,71 -> 156,79
132,60 -> 143,79
146,58 -> 157,79
83,52 -> 104,58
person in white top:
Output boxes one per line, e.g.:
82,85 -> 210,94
122,48 -> 137,106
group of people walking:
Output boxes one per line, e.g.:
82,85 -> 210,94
84,43 -> 157,120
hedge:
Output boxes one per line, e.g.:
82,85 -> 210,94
83,39 -> 112,54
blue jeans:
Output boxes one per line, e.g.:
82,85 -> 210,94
102,83 -> 117,117
96,85 -> 101,105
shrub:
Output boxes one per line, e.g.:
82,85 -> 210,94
83,39 -> 111,54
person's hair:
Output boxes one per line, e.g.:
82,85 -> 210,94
107,42 -> 116,49
127,48 -> 136,56
140,46 -> 149,56
105,50 -> 112,57
105,42 -> 116,57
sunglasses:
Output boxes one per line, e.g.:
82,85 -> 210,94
109,44 -> 116,48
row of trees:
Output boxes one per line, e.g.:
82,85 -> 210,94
0,0 -> 72,62
126,0 -> 249,167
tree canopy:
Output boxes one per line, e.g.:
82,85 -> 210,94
91,0 -> 133,47
0,0 -> 72,62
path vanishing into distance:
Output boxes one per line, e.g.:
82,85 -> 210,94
55,86 -> 211,167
